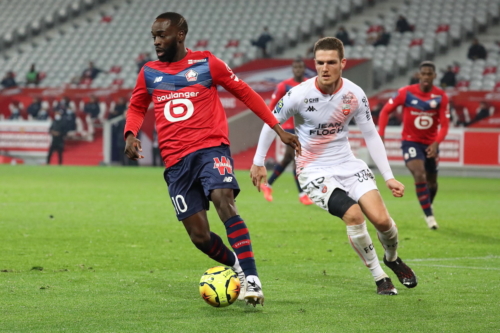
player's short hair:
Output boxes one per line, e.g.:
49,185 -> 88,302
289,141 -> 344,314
419,61 -> 436,72
156,12 -> 188,35
313,37 -> 344,60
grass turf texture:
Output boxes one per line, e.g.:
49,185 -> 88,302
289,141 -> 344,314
1,165 -> 499,332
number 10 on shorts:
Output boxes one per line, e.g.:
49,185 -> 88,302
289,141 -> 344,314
171,195 -> 188,214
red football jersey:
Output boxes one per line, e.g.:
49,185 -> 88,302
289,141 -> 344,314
269,78 -> 306,130
125,49 -> 279,168
378,84 -> 450,145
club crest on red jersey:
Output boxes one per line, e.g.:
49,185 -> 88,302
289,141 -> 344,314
185,69 -> 198,82
213,156 -> 233,175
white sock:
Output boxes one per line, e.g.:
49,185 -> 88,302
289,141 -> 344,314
347,221 -> 387,281
377,219 -> 398,262
232,252 -> 241,271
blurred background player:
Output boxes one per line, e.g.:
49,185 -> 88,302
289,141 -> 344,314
260,58 -> 313,205
123,12 -> 300,307
46,110 -> 67,165
378,61 -> 450,230
251,37 -> 417,296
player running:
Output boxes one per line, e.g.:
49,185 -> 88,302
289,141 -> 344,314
251,37 -> 417,295
260,58 -> 313,205
124,12 -> 301,307
378,61 -> 450,230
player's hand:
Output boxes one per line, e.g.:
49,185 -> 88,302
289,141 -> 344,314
250,164 -> 268,191
124,133 -> 144,160
386,178 -> 404,198
272,124 -> 301,156
426,142 -> 439,158
281,131 -> 301,156
273,124 -> 301,156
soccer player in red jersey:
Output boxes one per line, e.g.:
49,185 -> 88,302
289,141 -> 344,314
378,61 -> 450,230
123,12 -> 301,307
260,58 -> 313,205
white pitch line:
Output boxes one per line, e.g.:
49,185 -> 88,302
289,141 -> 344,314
409,264 -> 500,271
404,256 -> 500,262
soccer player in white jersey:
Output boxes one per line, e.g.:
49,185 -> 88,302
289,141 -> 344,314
250,37 -> 417,295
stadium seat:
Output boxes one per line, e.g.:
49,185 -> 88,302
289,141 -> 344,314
2,0 -> 499,90
83,0 -> 95,9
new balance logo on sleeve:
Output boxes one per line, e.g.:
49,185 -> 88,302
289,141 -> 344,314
223,176 -> 233,182
154,76 -> 163,83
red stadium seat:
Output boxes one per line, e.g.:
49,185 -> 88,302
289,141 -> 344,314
366,25 -> 382,34
111,78 -> 124,86
435,24 -> 450,33
483,67 -> 497,75
195,39 -> 208,48
109,66 -> 122,73
409,39 -> 423,47
225,39 -> 239,48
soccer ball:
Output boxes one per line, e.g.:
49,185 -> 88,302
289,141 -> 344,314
199,266 -> 240,307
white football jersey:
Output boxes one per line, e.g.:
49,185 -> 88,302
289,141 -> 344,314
272,77 -> 374,173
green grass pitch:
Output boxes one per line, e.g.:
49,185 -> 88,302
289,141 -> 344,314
1,165 -> 499,332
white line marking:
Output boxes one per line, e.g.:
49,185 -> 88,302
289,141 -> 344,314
410,264 -> 500,271
405,256 -> 500,262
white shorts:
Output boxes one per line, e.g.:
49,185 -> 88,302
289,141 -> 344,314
297,159 -> 378,211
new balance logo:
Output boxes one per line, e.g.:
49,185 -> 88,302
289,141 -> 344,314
223,176 -> 233,182
154,76 -> 163,83
306,106 -> 317,112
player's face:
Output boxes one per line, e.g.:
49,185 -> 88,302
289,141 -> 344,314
419,66 -> 436,91
314,50 -> 346,87
292,62 -> 306,79
151,19 -> 182,62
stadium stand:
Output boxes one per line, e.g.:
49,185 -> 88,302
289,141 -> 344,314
0,0 -> 106,52
343,0 -> 500,88
1,0 -> 500,167
445,42 -> 500,91
1,0 -> 500,91
0,0 -> 372,89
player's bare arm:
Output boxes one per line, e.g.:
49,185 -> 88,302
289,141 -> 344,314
425,142 -> 439,158
250,164 -> 268,191
124,132 -> 144,160
386,178 -> 405,198
272,123 -> 302,156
